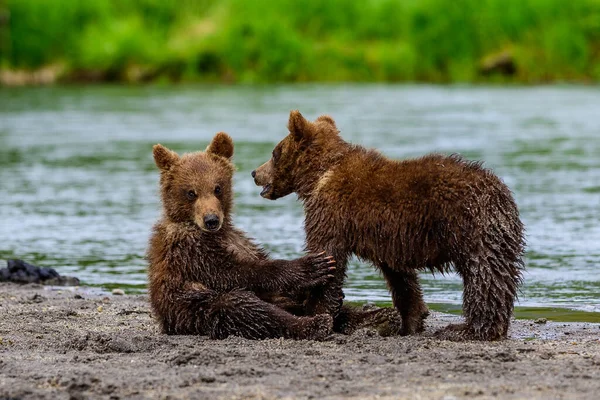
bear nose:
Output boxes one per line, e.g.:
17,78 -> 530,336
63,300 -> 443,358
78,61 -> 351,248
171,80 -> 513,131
204,214 -> 220,231
251,170 -> 256,178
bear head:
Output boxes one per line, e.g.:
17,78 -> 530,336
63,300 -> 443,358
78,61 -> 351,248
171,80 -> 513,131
153,132 -> 234,232
252,110 -> 340,200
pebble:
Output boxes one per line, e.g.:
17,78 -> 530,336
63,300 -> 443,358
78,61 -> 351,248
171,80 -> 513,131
97,306 -> 104,312
112,289 -> 125,296
534,318 -> 548,324
29,294 -> 45,303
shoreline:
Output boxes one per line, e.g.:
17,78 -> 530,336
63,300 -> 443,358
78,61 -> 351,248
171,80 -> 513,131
1,282 -> 599,399
1,72 -> 598,87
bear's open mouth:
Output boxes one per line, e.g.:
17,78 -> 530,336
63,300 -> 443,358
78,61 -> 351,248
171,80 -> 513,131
260,184 -> 272,197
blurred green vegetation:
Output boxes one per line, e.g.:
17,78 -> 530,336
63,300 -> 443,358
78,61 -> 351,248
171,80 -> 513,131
1,0 -> 600,83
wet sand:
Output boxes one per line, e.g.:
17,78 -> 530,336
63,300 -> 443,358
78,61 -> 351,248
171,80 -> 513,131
1,282 -> 599,400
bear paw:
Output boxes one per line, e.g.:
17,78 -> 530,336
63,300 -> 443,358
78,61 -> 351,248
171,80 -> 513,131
299,252 -> 337,288
295,314 -> 333,341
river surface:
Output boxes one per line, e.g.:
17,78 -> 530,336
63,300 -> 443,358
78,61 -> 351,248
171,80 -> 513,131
1,85 -> 599,314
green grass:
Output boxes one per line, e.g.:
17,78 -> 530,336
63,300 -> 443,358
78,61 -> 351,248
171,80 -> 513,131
427,303 -> 600,323
2,0 -> 600,83
348,301 -> 600,323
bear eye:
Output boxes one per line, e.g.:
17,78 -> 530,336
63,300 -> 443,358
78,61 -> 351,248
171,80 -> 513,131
186,190 -> 197,201
214,185 -> 222,196
272,148 -> 281,163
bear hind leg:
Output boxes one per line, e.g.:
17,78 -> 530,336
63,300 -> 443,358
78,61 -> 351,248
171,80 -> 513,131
443,253 -> 522,341
207,289 -> 333,341
333,304 -> 403,336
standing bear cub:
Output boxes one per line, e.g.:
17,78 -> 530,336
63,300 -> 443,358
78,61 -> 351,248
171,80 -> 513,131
252,111 -> 525,341
147,132 -> 336,340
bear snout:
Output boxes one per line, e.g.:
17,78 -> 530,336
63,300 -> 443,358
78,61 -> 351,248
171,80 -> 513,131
203,214 -> 221,231
252,161 -> 271,186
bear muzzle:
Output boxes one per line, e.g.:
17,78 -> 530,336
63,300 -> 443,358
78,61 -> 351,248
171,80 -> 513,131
259,184 -> 273,198
252,162 -> 275,199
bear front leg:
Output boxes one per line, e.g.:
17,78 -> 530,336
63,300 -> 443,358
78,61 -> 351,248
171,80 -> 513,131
206,289 -> 333,340
239,252 -> 336,294
379,264 -> 429,335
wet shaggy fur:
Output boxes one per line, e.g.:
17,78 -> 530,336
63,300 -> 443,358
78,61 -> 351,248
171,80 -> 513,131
147,132 -> 337,340
252,111 -> 526,341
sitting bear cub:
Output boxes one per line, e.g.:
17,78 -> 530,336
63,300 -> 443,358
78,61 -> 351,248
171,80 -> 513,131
147,132 -> 336,340
253,111 -> 525,341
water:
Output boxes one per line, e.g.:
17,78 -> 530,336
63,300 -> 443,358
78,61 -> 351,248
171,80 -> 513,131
1,84 -> 599,315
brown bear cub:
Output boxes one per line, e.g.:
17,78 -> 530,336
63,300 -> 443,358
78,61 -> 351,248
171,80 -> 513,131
147,132 -> 337,340
252,111 -> 525,341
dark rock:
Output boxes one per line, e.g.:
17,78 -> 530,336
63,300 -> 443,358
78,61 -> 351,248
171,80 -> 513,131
29,294 -> 46,303
0,259 -> 80,286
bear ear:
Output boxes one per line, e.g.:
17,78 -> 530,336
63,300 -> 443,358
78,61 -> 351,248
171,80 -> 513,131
316,114 -> 337,130
206,132 -> 234,160
153,144 -> 180,171
288,110 -> 310,142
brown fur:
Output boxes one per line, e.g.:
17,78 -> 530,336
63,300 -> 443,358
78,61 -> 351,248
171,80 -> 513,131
147,132 -> 337,340
252,111 -> 526,341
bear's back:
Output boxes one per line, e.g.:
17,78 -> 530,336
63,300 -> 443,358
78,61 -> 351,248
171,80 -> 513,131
315,150 -> 496,209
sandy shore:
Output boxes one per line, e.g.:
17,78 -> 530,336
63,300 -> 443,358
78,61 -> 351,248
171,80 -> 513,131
1,283 -> 599,400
